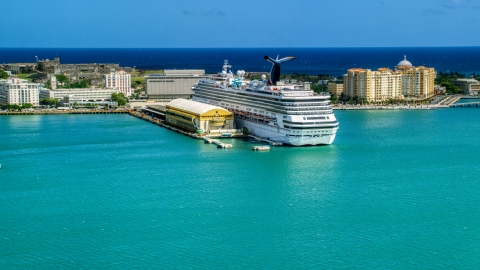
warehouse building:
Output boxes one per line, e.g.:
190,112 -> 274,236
165,99 -> 234,132
145,70 -> 209,100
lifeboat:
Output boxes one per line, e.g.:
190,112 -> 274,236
252,146 -> 270,151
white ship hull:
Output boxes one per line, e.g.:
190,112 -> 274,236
235,118 -> 337,146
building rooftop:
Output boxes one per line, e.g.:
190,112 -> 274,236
167,98 -> 228,115
453,78 -> 480,83
163,70 -> 205,76
397,55 -> 413,67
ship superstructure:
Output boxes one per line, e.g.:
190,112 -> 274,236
192,57 -> 339,146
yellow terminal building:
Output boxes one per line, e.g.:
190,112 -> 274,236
165,99 -> 235,133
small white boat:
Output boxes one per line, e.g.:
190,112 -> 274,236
252,146 -> 270,151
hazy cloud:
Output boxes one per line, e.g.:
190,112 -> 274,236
422,9 -> 446,15
440,0 -> 478,10
201,9 -> 226,16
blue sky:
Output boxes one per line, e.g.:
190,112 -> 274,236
1,0 -> 479,48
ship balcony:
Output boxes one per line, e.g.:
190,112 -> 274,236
283,121 -> 339,129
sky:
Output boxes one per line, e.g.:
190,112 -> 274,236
1,0 -> 479,48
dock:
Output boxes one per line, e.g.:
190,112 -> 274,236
450,102 -> 480,108
439,96 -> 461,106
128,110 -> 250,149
0,109 -> 129,115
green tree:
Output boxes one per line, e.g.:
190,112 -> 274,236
55,74 -> 69,85
70,79 -> 89,88
440,82 -> 462,94
0,70 -> 9,79
44,80 -> 51,89
111,92 -> 127,106
6,104 -> 21,111
21,103 -> 33,109
331,95 -> 338,104
40,97 -> 59,106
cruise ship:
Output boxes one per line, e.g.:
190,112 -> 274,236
192,56 -> 339,146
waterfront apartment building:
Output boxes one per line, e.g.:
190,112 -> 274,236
105,70 -> 132,97
327,82 -> 344,96
40,88 -> 117,104
145,70 -> 209,100
343,68 -> 375,101
0,78 -> 40,106
451,78 -> 480,95
374,68 -> 402,101
343,56 -> 435,102
395,56 -> 435,98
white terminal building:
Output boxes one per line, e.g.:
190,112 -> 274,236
41,77 -> 118,106
0,78 -> 41,106
145,70 -> 209,100
40,88 -> 118,107
105,70 -> 132,97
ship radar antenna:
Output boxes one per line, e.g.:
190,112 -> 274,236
223,60 -> 232,73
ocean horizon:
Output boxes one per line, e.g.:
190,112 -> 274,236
2,47 -> 480,76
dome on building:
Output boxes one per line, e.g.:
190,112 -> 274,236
397,55 -> 412,67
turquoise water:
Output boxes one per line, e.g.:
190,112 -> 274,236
456,98 -> 480,104
1,111 -> 480,269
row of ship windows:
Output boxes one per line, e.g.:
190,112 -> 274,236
290,130 -> 329,134
199,94 -> 332,116
288,134 -> 330,137
198,87 -> 327,104
221,103 -> 328,114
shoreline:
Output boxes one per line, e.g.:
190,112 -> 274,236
0,109 -> 129,115
332,104 -> 450,110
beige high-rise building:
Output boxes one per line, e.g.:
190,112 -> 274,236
395,56 -> 435,98
373,68 -> 402,101
327,82 -> 344,96
343,68 -> 375,101
343,56 -> 435,102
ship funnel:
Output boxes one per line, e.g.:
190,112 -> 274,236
264,55 -> 295,85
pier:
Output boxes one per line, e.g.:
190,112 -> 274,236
450,102 -> 480,108
128,110 -> 257,149
332,104 -> 449,110
128,110 -> 281,149
0,109 -> 129,115
439,96 -> 461,106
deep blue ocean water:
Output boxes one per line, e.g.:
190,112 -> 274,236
1,47 -> 480,76
1,109 -> 480,269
